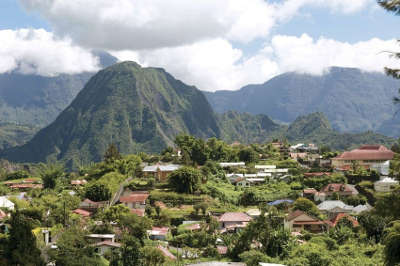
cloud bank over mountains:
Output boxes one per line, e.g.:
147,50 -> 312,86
1,0 -> 397,91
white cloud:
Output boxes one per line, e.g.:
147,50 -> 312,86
270,34 -> 400,75
18,0 -> 371,51
0,28 -> 100,76
110,39 -> 279,91
110,35 -> 399,92
18,0 -> 277,50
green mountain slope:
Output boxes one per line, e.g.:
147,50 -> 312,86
204,67 -> 400,136
0,123 -> 39,150
217,112 -> 395,150
2,62 -> 220,167
217,111 -> 286,144
0,52 -> 117,127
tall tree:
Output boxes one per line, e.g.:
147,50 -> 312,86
378,0 -> 400,103
37,162 -> 65,189
104,143 -> 122,163
383,221 -> 400,266
168,167 -> 202,194
6,211 -> 44,266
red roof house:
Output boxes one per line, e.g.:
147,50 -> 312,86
320,183 -> 358,197
119,192 -> 149,209
219,212 -> 252,232
284,210 -> 327,233
73,208 -> 91,217
325,213 -> 359,228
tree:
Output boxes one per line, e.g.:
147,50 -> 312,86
238,147 -> 259,164
375,187 -> 400,220
37,162 -> 65,189
121,235 -> 142,266
378,0 -> 400,103
358,211 -> 387,243
104,143 -> 122,163
168,167 -> 202,194
49,226 -> 103,266
383,221 -> 400,266
141,246 -> 165,266
239,250 -> 271,266
293,197 -> 320,217
85,183 -> 111,201
6,211 -> 44,266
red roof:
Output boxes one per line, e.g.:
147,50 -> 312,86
154,201 -> 166,208
286,210 -> 320,222
151,227 -> 169,235
304,172 -> 332,177
10,184 -> 42,189
293,221 -> 325,225
217,246 -> 228,255
131,209 -> 145,217
120,193 -> 149,203
186,223 -> 201,231
0,210 -> 7,220
23,178 -> 38,183
326,213 -> 359,227
334,145 -> 394,161
219,212 -> 252,222
303,188 -> 317,194
321,184 -> 358,195
95,241 -> 122,248
73,208 -> 91,217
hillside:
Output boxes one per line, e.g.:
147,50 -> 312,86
285,113 -> 396,150
217,112 -> 395,150
0,52 -> 117,127
0,123 -> 38,150
217,111 -> 286,144
204,67 -> 400,136
2,61 -> 220,167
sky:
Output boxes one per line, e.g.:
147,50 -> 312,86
0,0 -> 399,91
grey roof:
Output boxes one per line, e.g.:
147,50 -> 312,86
352,204 -> 373,214
317,200 -> 353,211
143,164 -> 181,172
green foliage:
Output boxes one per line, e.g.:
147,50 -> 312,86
37,162 -> 65,189
3,169 -> 29,181
375,187 -> 400,221
293,197 -> 320,217
358,211 -> 387,243
238,147 -> 259,164
168,166 -> 203,194
239,250 -> 271,266
85,183 -> 111,201
104,143 -> 122,163
303,173 -> 347,191
141,246 -> 166,266
49,226 -> 104,266
383,221 -> 400,266
4,62 -> 220,168
5,211 -> 44,266
121,235 -> 142,266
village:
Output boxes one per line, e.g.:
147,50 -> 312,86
0,136 -> 399,266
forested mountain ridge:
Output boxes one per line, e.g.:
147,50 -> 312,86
204,67 -> 400,136
1,61 -> 220,168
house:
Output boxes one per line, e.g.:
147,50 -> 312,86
320,184 -> 359,199
119,192 -> 149,209
9,184 -> 43,190
332,145 -> 394,170
217,246 -> 228,256
72,208 -> 91,217
290,152 -> 308,160
246,178 -> 266,185
148,227 -> 169,241
0,197 -> 15,210
317,200 -> 354,218
71,179 -> 87,186
268,199 -> 294,207
352,203 -> 373,214
246,209 -> 262,219
371,160 -> 390,176
325,213 -> 359,228
374,177 -> 399,192
0,210 -> 8,221
218,212 -> 252,232
86,234 -> 115,243
302,188 -> 317,200
79,199 -> 108,211
131,208 -> 146,217
304,172 -> 332,178
255,165 -> 276,170
232,177 -> 250,187
219,162 -> 246,168
284,210 -> 327,233
143,164 -> 181,182
94,241 -> 121,255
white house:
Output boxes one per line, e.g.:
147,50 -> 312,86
94,241 -> 121,255
371,160 -> 390,176
86,234 -> 115,243
0,196 -> 15,210
255,165 -> 276,169
317,200 -> 354,218
219,162 -> 246,168
374,177 -> 399,192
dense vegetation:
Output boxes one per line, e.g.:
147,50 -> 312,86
204,67 -> 400,136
